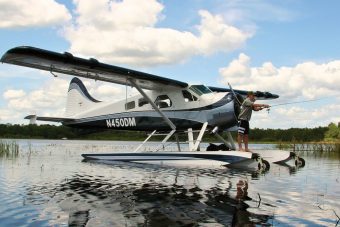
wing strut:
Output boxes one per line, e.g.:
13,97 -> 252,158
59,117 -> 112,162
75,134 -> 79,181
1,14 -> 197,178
127,78 -> 176,130
192,122 -> 208,151
134,130 -> 157,152
128,78 -> 180,151
214,131 -> 236,150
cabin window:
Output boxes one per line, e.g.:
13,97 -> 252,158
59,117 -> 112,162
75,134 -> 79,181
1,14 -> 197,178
125,101 -> 135,110
182,90 -> 197,102
138,98 -> 149,107
154,95 -> 172,108
189,85 -> 212,96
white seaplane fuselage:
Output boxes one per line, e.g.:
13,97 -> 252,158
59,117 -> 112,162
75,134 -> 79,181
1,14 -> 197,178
63,79 -> 240,132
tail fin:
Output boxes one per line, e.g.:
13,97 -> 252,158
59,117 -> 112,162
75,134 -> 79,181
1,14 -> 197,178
65,77 -> 101,116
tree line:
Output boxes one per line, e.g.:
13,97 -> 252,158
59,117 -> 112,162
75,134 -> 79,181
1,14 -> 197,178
0,123 -> 337,142
324,122 -> 340,141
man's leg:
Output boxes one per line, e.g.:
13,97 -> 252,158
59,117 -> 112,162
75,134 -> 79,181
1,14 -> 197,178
244,121 -> 250,152
237,133 -> 244,151
244,135 -> 250,152
237,120 -> 245,151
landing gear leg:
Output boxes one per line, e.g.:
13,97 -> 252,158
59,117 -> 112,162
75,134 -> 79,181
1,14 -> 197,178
226,132 -> 236,150
212,127 -> 236,150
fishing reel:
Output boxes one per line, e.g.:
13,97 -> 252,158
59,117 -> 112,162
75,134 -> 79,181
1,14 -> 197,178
260,105 -> 271,114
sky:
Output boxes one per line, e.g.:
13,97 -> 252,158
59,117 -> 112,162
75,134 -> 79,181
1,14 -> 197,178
0,0 -> 340,129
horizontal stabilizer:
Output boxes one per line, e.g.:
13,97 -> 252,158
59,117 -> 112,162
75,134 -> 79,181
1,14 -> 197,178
24,115 -> 75,123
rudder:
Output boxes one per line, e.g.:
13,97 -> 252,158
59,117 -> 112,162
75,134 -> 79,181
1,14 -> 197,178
65,77 -> 101,116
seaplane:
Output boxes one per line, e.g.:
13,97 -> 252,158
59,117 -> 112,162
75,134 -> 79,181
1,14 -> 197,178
1,46 -> 304,170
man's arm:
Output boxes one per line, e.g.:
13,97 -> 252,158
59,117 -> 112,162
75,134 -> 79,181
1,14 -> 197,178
252,103 -> 270,111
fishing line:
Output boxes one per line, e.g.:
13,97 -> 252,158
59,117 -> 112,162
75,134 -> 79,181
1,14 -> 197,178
271,98 -> 327,107
264,94 -> 340,114
269,94 -> 339,108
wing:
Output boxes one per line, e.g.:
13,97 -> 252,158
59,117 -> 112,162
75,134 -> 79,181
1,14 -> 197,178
208,86 -> 279,99
1,46 -> 188,90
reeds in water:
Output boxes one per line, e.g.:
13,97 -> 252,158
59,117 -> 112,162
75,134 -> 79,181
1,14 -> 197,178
0,140 -> 19,158
276,142 -> 340,159
277,142 -> 340,152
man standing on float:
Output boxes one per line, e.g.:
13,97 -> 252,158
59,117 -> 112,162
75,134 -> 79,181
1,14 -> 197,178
238,91 -> 270,152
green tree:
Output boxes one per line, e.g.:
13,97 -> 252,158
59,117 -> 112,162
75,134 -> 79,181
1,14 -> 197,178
325,122 -> 340,141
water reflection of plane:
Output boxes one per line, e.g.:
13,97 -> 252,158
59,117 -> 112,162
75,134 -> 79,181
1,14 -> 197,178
274,162 -> 304,175
25,165 -> 273,226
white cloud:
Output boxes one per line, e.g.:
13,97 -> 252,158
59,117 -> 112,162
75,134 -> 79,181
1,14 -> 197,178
251,104 -> 340,129
90,84 -> 125,99
220,54 -> 340,128
220,0 -> 296,26
0,109 -> 20,122
0,72 -> 129,124
3,89 -> 26,100
0,0 -> 71,28
0,77 -> 68,124
219,53 -> 340,100
6,78 -> 68,113
63,0 -> 251,66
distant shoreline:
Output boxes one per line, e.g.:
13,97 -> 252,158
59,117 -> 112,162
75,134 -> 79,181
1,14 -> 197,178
0,123 -> 336,143
1,137 -> 338,144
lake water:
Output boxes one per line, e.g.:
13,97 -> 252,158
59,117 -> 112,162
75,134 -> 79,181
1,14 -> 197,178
0,139 -> 339,226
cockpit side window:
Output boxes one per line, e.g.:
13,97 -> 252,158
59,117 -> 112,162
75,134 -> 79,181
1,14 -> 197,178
189,85 -> 212,96
125,101 -> 135,110
154,95 -> 172,108
182,90 -> 198,102
155,95 -> 172,108
138,98 -> 149,107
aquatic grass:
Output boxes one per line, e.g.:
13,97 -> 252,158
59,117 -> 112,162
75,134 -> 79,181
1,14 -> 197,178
27,142 -> 32,165
0,140 -> 19,158
276,143 -> 293,150
276,142 -> 340,159
277,142 -> 340,152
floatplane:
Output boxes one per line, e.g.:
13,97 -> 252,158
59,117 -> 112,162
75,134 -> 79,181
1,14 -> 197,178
1,46 -> 305,170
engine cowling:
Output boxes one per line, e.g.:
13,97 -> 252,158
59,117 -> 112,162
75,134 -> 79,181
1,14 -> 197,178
207,92 -> 244,130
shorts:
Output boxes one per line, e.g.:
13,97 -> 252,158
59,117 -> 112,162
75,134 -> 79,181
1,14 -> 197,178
238,120 -> 249,135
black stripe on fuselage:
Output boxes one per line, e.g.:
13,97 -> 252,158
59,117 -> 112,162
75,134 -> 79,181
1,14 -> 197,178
65,116 -> 204,131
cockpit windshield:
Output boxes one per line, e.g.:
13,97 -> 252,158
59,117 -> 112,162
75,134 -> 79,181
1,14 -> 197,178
189,85 -> 212,96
